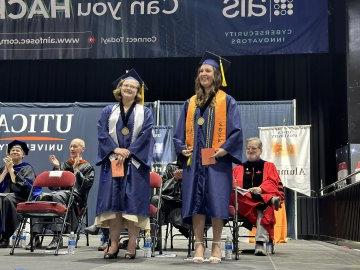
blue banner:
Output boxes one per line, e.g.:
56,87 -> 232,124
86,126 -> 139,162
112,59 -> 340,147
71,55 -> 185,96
151,126 -> 175,175
0,0 -> 328,59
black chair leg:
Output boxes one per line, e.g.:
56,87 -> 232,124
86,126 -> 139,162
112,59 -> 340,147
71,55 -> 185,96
232,220 -> 239,260
164,223 -> 169,251
158,218 -> 163,255
170,224 -> 174,250
204,229 -> 208,248
74,207 -> 89,247
187,228 -> 192,258
191,231 -> 194,251
54,232 -> 60,256
85,209 -> 89,246
10,218 -> 26,255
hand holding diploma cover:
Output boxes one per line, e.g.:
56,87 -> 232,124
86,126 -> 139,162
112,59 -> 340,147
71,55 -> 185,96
110,154 -> 124,178
95,69 -> 154,252
172,51 -> 243,263
201,148 -> 216,166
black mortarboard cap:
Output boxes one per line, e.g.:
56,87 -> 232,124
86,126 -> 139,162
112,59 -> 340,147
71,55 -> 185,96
112,69 -> 147,104
7,140 -> 29,155
112,69 -> 148,91
200,51 -> 231,87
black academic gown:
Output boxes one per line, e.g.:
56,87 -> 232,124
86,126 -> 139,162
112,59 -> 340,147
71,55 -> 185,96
0,162 -> 35,239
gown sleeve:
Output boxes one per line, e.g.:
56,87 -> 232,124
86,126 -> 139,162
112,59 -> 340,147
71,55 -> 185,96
232,165 -> 244,188
173,102 -> 189,163
10,164 -> 36,199
219,95 -> 243,164
0,166 -> 8,193
260,162 -> 284,199
96,105 -> 118,165
76,163 -> 95,195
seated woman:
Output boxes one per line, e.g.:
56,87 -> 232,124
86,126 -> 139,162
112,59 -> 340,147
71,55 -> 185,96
231,137 -> 285,256
0,140 -> 40,248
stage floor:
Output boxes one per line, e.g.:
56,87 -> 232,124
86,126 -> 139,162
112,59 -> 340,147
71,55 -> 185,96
2,235 -> 360,270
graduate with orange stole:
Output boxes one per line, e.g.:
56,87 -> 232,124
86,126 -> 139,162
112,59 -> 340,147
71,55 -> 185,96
173,51 -> 243,263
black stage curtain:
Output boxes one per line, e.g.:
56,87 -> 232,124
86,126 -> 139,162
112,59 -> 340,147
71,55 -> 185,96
0,53 -> 348,192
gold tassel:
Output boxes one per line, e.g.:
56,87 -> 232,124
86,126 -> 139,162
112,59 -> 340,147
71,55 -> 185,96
140,83 -> 145,105
220,58 -> 227,87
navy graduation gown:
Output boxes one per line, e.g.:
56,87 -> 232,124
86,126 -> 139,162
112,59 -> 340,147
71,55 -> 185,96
0,162 -> 37,199
173,94 -> 243,223
95,104 -> 153,218
0,162 -> 36,238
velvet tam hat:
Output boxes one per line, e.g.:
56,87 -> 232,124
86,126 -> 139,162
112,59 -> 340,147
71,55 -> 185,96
7,140 -> 29,155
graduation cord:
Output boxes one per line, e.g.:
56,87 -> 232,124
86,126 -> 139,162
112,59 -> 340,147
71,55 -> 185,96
202,92 -> 215,148
205,108 -> 214,148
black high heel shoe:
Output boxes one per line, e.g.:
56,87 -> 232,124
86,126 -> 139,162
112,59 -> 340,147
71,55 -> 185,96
124,250 -> 136,259
104,249 -> 119,259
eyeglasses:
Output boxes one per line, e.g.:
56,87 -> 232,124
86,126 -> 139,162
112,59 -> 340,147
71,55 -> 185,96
246,146 -> 260,151
122,83 -> 138,90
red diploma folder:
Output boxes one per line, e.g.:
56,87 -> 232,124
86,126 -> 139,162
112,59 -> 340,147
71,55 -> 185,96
111,159 -> 124,178
201,148 -> 216,166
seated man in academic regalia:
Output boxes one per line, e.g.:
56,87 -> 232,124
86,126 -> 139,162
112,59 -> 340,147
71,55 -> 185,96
0,140 -> 40,248
151,162 -> 190,241
231,137 -> 284,256
28,138 -> 95,250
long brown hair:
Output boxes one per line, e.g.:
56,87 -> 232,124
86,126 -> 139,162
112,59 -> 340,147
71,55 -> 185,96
194,66 -> 222,107
113,79 -> 142,103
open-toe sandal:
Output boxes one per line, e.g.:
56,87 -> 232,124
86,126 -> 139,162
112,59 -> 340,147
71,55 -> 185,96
209,241 -> 222,264
192,242 -> 205,264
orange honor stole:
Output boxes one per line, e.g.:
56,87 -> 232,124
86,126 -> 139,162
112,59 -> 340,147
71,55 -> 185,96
185,90 -> 227,165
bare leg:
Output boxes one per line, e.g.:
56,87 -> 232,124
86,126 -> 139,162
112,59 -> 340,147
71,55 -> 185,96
211,217 -> 223,260
108,216 -> 123,254
192,214 -> 205,259
126,221 -> 140,255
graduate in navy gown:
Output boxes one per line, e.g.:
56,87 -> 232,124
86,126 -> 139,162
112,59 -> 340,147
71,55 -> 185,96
0,140 -> 38,248
173,52 -> 243,263
95,69 -> 154,259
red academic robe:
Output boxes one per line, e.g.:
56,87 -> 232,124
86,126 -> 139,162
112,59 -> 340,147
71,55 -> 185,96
230,160 -> 284,240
